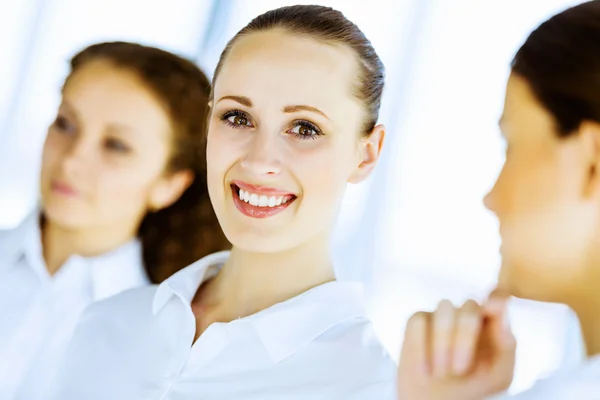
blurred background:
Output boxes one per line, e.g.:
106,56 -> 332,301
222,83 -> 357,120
0,0 -> 587,393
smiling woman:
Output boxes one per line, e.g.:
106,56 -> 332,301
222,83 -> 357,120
49,5 -> 396,400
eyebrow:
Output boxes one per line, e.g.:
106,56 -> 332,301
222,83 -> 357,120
217,95 -> 253,107
58,100 -> 79,119
61,101 -> 140,136
217,95 -> 330,120
107,123 -> 139,136
283,105 -> 330,120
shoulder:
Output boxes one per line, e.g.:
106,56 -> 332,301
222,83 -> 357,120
490,357 -> 600,400
0,212 -> 38,251
77,285 -> 159,328
312,317 -> 397,397
0,224 -> 28,272
69,285 -> 160,354
0,225 -> 19,247
0,228 -> 11,240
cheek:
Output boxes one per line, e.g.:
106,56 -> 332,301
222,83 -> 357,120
297,140 -> 355,202
206,130 -> 236,194
40,135 -> 65,181
497,152 -> 570,220
41,134 -> 62,166
500,154 -> 593,285
93,164 -> 159,212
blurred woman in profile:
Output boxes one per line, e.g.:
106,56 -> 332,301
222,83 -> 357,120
398,2 -> 600,399
0,41 -> 229,400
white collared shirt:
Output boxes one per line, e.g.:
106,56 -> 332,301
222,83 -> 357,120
50,251 -> 397,400
488,356 -> 600,400
0,213 -> 149,400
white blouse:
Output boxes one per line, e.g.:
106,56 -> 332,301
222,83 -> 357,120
488,355 -> 600,400
0,213 -> 149,400
50,251 -> 397,399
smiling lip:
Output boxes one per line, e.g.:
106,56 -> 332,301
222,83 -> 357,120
51,180 -> 79,197
231,181 -> 296,219
231,180 -> 294,196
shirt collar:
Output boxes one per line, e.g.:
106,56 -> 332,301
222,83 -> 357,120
152,250 -> 230,314
0,211 -> 148,297
89,239 -> 149,301
249,281 -> 367,363
151,251 -> 368,363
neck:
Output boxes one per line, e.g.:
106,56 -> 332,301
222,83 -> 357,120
570,294 -> 600,358
41,215 -> 138,275
565,253 -> 600,357
205,233 -> 336,319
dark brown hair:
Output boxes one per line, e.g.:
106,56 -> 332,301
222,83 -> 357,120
66,41 -> 230,283
512,0 -> 600,136
212,5 -> 385,135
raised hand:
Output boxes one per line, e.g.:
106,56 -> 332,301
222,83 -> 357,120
397,291 -> 516,400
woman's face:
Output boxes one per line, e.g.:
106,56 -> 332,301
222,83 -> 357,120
207,29 -> 384,253
485,73 -> 600,303
41,60 -> 191,234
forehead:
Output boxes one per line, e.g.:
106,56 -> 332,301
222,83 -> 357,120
65,61 -> 145,97
501,74 -> 557,140
63,61 -> 170,129
214,29 -> 362,114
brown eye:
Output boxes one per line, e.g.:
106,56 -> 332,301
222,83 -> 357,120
288,121 -> 322,140
53,115 -> 76,134
298,125 -> 315,136
105,137 -> 131,153
221,110 -> 253,128
232,115 -> 249,126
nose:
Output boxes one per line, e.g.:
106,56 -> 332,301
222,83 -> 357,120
59,137 -> 90,176
483,190 -> 493,211
240,131 -> 282,177
483,180 -> 500,214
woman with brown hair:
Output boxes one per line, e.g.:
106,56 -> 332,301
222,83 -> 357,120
398,1 -> 600,399
49,5 -> 397,400
0,41 -> 229,400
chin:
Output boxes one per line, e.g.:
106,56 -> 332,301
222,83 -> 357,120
499,262 -> 570,304
226,230 -> 296,254
42,204 -> 88,230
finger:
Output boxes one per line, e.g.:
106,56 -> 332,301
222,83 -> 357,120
451,299 -> 483,376
400,311 -> 431,378
481,292 -> 516,388
482,293 -> 514,349
432,299 -> 455,378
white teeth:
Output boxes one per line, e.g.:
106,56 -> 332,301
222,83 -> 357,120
238,188 -> 291,208
249,193 -> 259,206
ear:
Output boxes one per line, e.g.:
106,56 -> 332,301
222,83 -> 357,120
348,124 -> 385,184
148,169 -> 194,211
579,121 -> 600,202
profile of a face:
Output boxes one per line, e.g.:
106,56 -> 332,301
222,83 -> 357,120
207,29 -> 383,253
485,74 -> 600,303
41,60 -> 189,231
